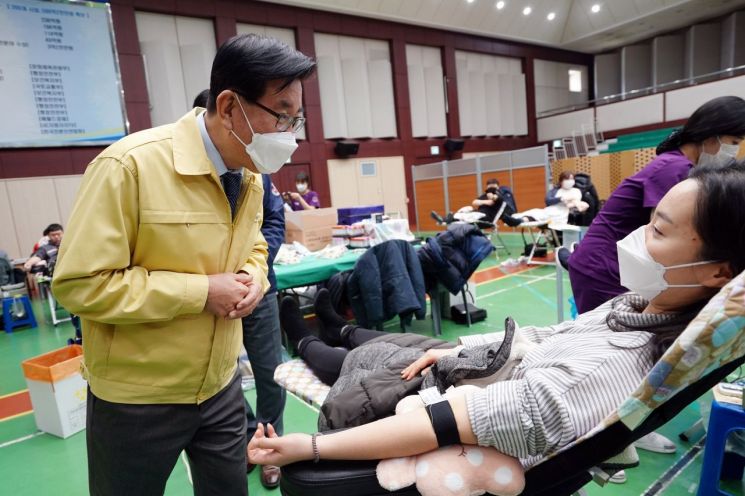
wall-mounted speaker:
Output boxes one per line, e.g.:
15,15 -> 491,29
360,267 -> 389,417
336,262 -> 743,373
444,138 -> 464,153
335,141 -> 359,156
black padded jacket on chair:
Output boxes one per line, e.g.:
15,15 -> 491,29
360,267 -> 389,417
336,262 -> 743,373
418,223 -> 495,294
568,173 -> 600,227
347,240 -> 427,329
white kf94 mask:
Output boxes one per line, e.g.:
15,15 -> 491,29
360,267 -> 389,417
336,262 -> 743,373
230,99 -> 297,174
616,225 -> 715,301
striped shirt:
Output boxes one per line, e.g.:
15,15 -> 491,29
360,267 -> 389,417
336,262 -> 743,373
463,295 -> 677,468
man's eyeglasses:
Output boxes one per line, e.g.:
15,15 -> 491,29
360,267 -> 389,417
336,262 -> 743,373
243,97 -> 305,133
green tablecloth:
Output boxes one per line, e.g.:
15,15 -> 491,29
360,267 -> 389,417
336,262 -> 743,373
274,250 -> 363,290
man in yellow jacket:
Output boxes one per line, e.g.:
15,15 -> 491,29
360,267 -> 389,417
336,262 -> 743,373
53,35 -> 315,496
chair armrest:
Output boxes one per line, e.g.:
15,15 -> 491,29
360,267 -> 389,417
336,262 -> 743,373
281,459 -> 420,496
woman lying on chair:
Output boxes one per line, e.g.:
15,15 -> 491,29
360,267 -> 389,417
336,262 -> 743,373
249,164 -> 745,476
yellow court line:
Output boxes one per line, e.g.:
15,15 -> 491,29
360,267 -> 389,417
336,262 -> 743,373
0,389 -> 28,400
0,410 -> 33,423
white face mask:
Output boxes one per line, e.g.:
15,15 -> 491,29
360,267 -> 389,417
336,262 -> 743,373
230,98 -> 298,174
296,183 -> 308,193
616,225 -> 715,301
698,137 -> 740,168
561,179 -> 575,190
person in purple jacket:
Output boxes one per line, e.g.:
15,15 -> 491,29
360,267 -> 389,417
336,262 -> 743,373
287,171 -> 321,210
566,96 -> 745,316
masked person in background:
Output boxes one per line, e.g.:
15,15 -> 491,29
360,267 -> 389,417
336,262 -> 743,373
287,171 -> 320,210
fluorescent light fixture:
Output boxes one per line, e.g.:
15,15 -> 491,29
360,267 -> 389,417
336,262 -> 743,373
496,1 -> 505,9
591,4 -> 601,13
522,6 -> 532,15
467,0 -> 475,3
547,12 -> 556,20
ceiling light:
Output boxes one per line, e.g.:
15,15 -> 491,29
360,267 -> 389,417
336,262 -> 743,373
547,12 -> 556,20
496,1 -> 505,9
591,4 -> 601,13
467,0 -> 475,3
522,6 -> 532,15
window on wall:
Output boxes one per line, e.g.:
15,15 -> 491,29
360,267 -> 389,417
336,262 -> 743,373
533,60 -> 588,114
568,69 -> 583,93
314,33 -> 397,139
236,24 -> 305,140
135,12 -> 216,127
406,44 -> 447,138
455,51 -> 528,137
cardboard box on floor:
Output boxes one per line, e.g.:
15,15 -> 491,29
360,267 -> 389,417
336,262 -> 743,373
21,345 -> 87,438
285,207 -> 338,252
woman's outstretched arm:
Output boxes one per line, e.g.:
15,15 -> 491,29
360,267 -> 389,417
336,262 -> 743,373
248,395 -> 477,467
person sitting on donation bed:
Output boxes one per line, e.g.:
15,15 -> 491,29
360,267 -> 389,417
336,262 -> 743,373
511,171 -> 587,225
248,163 -> 745,474
431,178 -> 522,228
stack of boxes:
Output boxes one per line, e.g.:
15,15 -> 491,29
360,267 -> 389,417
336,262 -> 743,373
332,205 -> 385,249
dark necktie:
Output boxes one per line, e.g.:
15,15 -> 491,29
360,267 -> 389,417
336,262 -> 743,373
221,172 -> 242,219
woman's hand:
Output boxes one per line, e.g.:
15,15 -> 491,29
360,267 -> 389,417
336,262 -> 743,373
247,423 -> 314,467
400,349 -> 453,381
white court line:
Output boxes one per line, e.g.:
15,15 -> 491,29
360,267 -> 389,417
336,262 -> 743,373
475,273 -> 556,301
181,451 -> 193,486
0,431 -> 44,449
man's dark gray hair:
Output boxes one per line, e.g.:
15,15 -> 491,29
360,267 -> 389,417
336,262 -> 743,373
192,89 -> 209,109
208,34 -> 316,112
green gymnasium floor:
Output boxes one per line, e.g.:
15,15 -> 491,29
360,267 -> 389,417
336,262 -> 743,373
0,233 -> 741,495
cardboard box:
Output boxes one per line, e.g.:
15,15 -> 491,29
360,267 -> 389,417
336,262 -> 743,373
21,345 -> 87,438
285,207 -> 338,252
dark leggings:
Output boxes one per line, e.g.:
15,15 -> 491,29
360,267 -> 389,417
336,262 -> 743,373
297,326 -> 389,386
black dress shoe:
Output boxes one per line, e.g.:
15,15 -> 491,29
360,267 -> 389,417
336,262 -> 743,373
260,465 -> 281,488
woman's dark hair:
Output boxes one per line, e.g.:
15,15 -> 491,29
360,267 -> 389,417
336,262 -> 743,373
557,171 -> 574,187
208,34 -> 316,112
656,96 -> 745,154
296,171 -> 309,183
690,159 -> 745,277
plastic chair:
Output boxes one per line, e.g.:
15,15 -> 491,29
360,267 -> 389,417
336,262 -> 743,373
698,398 -> 745,496
2,295 -> 37,333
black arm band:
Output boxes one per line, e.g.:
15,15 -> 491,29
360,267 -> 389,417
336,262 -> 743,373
425,401 -> 461,448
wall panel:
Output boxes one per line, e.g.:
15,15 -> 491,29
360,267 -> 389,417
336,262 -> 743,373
596,94 -> 663,133
447,175 -> 478,216
511,167 -> 547,211
415,179 -> 446,231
